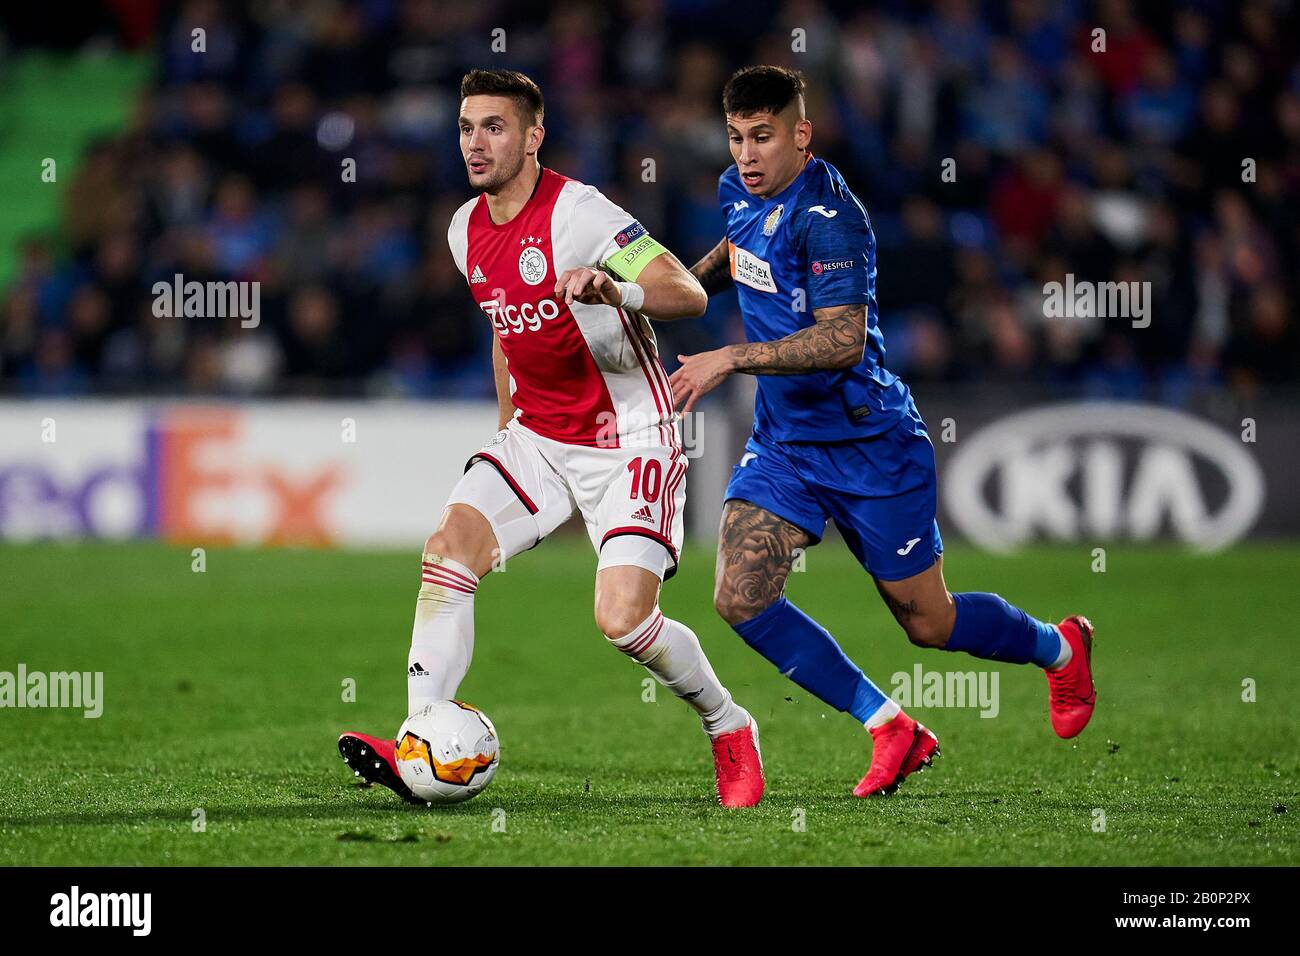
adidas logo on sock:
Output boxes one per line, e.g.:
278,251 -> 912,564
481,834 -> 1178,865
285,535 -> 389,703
470,264 -> 487,284
630,504 -> 654,523
408,662 -> 429,677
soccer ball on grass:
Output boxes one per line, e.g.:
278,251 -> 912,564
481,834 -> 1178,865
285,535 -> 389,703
394,700 -> 500,805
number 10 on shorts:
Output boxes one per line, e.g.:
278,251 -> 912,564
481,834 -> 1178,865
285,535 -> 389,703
627,457 -> 664,502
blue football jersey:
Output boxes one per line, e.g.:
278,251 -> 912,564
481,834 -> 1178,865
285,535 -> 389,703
719,155 -> 913,442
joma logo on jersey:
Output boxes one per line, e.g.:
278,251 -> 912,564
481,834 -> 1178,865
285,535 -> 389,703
479,297 -> 561,336
729,243 -> 778,294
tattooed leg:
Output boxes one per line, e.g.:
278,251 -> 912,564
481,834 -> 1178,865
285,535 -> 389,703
713,500 -> 812,625
873,556 -> 956,648
716,500 -> 895,723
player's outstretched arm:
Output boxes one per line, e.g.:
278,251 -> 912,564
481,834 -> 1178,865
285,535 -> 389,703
689,237 -> 733,296
726,302 -> 866,373
553,251 -> 707,320
668,302 -> 866,413
635,251 -> 709,319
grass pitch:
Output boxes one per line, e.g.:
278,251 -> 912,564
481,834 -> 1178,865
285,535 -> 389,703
0,538 -> 1296,866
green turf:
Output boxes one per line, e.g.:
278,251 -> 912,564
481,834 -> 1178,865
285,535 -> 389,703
0,538 -> 1296,866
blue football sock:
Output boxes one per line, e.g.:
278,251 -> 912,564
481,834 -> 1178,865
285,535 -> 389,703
944,592 -> 1062,667
731,596 -> 889,722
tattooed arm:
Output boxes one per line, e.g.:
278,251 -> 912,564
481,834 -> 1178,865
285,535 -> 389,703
668,302 -> 867,413
689,237 -> 733,296
725,302 -> 866,374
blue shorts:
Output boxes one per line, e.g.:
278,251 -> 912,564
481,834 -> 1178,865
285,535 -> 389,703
724,410 -> 943,581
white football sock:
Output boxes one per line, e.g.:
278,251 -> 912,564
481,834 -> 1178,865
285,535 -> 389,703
1047,626 -> 1073,671
606,609 -> 750,738
408,553 -> 478,713
863,698 -> 902,730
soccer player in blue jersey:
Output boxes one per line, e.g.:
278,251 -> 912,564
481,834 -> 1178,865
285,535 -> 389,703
671,66 -> 1097,797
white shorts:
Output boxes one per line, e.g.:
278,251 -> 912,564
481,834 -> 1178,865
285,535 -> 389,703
444,420 -> 687,580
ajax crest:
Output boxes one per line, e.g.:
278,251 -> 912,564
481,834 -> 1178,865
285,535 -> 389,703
518,246 -> 548,285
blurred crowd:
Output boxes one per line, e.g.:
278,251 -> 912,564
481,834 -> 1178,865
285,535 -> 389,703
2,0 -> 1298,401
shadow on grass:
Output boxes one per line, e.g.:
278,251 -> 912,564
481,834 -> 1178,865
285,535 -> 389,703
0,767 -> 989,831
0,785 -> 748,829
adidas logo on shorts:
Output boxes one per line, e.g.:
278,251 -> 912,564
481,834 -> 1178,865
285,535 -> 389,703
630,505 -> 654,523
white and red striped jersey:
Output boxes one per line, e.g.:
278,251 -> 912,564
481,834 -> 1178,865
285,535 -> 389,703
447,168 -> 678,449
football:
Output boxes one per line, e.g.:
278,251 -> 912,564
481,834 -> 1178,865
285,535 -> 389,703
394,700 -> 500,805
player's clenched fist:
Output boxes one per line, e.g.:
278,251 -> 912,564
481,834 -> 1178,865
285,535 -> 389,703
554,267 -> 621,306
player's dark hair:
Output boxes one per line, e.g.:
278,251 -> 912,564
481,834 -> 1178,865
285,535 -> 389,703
722,65 -> 806,118
460,69 -> 545,125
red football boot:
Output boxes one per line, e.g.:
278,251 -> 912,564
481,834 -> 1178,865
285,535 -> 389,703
711,719 -> 765,808
1046,616 -> 1097,738
853,711 -> 940,797
338,731 -> 422,805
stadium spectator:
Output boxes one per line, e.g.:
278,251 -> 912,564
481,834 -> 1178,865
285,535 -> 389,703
1,0 -> 1296,404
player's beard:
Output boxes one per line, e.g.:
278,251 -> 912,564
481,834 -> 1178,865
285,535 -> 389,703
470,143 -> 527,194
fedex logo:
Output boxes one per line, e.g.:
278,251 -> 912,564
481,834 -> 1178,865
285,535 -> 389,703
0,409 -> 341,545
479,296 -> 562,336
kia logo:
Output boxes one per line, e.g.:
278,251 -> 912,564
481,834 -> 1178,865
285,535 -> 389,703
943,402 -> 1264,552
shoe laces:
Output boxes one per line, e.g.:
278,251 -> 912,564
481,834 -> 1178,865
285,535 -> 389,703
1048,663 -> 1078,707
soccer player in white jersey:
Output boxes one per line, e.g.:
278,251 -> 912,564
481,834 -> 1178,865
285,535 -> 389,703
339,69 -> 764,808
